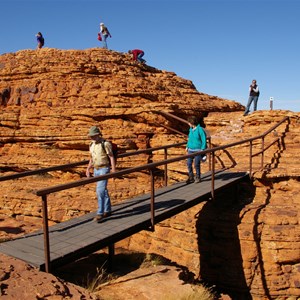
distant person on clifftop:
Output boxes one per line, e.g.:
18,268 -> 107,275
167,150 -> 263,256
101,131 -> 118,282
36,32 -> 44,49
244,79 -> 260,116
86,126 -> 116,223
100,22 -> 112,49
185,116 -> 207,184
128,49 -> 146,64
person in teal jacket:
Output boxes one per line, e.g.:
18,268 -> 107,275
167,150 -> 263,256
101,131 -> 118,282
186,116 -> 207,183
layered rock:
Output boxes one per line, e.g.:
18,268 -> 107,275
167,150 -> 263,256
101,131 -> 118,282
1,49 -> 300,299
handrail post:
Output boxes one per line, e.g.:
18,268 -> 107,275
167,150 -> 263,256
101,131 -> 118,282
164,148 -> 168,186
249,140 -> 253,177
208,137 -> 212,171
42,195 -> 51,273
211,151 -> 215,200
149,169 -> 155,231
261,136 -> 265,169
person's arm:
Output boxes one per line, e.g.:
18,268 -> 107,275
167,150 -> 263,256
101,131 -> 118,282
108,154 -> 116,173
86,158 -> 93,177
253,85 -> 259,93
198,127 -> 207,150
104,142 -> 116,172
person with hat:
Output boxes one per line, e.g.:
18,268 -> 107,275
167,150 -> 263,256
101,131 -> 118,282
128,49 -> 146,64
99,22 -> 112,49
86,126 -> 116,223
35,32 -> 44,49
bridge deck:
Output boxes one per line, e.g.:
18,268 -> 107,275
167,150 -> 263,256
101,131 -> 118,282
0,170 -> 248,271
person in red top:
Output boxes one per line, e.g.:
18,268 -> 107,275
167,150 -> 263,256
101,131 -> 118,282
128,49 -> 146,64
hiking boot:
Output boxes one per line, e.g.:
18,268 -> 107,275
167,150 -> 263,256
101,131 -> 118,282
103,212 -> 111,218
94,215 -> 103,223
194,176 -> 201,183
186,176 -> 195,184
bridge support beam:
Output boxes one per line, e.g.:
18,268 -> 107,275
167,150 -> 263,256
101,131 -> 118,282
108,244 -> 115,272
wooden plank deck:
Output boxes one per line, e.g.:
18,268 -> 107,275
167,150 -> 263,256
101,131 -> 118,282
0,170 -> 249,271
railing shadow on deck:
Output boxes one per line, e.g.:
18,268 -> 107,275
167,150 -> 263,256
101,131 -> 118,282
0,116 -> 290,272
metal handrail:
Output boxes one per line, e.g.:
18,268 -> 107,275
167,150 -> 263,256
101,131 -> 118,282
0,141 -> 187,182
3,116 -> 290,272
35,116 -> 289,272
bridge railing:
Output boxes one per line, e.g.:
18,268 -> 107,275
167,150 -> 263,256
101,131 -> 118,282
1,116 -> 290,272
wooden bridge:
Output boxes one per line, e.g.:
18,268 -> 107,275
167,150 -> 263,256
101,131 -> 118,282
0,170 -> 248,272
0,116 -> 289,273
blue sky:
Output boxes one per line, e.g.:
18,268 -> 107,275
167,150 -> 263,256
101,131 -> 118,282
0,0 -> 299,112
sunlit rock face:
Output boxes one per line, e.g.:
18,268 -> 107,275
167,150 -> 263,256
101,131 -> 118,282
1,48 -> 299,299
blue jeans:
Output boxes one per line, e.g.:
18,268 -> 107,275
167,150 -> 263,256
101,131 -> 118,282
187,149 -> 202,178
244,96 -> 258,114
94,167 -> 111,215
102,34 -> 108,49
137,52 -> 146,63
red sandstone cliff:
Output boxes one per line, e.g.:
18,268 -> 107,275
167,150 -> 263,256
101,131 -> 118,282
0,48 -> 299,299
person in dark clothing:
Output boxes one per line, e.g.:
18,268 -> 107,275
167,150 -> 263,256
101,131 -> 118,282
244,79 -> 260,116
36,32 -> 45,49
128,49 -> 146,64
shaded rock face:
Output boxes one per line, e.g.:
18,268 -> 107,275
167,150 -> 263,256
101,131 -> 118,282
1,49 -> 300,299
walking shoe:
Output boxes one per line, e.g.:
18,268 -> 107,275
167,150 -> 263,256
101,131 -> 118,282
201,155 -> 207,163
103,212 -> 111,218
186,176 -> 195,184
194,176 -> 201,183
94,215 -> 103,223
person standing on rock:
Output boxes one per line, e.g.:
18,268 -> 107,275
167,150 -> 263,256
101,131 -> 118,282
186,116 -> 207,184
100,22 -> 112,49
36,32 -> 45,49
86,126 -> 116,223
128,49 -> 146,64
244,79 -> 260,116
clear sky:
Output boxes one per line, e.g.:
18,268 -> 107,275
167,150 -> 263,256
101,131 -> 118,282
0,0 -> 299,112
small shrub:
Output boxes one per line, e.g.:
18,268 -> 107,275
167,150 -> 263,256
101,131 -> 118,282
141,253 -> 167,267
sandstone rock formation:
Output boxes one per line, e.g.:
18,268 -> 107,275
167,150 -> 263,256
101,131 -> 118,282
0,48 -> 299,299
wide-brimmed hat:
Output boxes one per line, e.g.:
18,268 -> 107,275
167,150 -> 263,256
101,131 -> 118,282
88,126 -> 101,136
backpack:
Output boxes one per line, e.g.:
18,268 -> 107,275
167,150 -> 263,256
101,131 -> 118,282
101,140 -> 118,164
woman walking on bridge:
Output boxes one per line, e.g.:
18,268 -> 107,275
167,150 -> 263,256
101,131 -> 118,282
186,116 -> 207,184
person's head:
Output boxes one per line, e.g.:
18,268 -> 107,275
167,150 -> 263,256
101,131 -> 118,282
36,32 -> 42,37
187,116 -> 198,126
252,79 -> 257,85
88,126 -> 102,140
100,23 -> 104,26
128,50 -> 132,54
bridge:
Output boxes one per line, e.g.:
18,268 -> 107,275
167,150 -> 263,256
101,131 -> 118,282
0,116 -> 289,273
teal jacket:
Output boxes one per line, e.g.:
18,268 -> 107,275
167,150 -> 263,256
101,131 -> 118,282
187,125 -> 207,150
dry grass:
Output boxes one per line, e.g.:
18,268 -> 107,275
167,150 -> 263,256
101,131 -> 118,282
85,265 -> 115,292
164,284 -> 215,300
